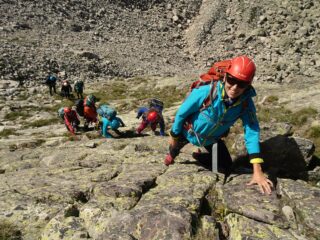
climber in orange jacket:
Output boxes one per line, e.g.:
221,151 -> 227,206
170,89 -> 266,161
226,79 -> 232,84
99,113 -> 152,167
83,94 -> 98,129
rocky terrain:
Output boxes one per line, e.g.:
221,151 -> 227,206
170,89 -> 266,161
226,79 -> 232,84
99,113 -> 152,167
1,0 -> 320,84
1,0 -> 320,239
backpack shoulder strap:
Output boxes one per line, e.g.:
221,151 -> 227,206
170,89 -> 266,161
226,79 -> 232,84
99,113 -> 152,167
200,81 -> 218,111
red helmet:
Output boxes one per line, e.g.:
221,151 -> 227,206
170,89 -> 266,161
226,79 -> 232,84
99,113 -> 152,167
64,107 -> 72,114
226,56 -> 256,84
147,111 -> 158,123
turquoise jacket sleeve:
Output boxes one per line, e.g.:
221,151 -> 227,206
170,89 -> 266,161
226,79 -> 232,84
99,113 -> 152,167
240,98 -> 260,155
171,86 -> 210,136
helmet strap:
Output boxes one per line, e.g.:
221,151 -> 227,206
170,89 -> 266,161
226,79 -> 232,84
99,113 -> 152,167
222,74 -> 227,83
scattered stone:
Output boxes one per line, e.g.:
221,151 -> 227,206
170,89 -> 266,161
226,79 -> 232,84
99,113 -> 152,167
85,142 -> 97,148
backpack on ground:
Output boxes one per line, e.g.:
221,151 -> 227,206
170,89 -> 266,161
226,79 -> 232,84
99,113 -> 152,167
75,99 -> 84,117
149,98 -> 164,112
85,95 -> 96,107
97,104 -> 117,120
58,107 -> 65,119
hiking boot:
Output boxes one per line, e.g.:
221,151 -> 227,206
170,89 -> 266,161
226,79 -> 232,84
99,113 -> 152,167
164,154 -> 174,166
192,151 -> 212,170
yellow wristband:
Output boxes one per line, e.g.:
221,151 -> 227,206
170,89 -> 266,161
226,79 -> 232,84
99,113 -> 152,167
250,158 -> 264,164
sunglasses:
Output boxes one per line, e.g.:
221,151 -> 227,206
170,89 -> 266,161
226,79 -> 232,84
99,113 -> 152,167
226,74 -> 249,89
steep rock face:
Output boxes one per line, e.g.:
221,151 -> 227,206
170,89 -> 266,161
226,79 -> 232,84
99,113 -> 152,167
1,0 -> 319,84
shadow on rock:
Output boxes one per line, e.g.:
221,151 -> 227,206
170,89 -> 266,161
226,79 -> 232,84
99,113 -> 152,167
233,135 -> 315,181
113,129 -> 149,139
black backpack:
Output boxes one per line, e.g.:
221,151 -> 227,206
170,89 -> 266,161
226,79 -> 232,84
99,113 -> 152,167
75,99 -> 84,117
74,80 -> 84,92
149,98 -> 164,112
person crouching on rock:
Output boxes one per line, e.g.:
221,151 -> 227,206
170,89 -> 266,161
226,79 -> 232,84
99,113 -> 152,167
83,94 -> 98,130
63,107 -> 80,135
165,55 -> 273,195
99,116 -> 125,138
136,107 -> 165,136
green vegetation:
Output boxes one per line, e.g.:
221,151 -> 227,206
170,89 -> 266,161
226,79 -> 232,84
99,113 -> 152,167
44,99 -> 74,114
92,78 -> 187,111
0,221 -> 21,240
265,95 -> 279,103
257,106 -> 318,127
308,126 -> 320,138
256,105 -> 292,123
290,108 -> 318,126
4,111 -> 32,121
0,129 -> 18,138
23,118 -> 59,128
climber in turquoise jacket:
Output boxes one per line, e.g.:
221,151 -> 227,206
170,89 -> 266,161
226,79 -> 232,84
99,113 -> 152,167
165,56 -> 273,195
171,82 -> 259,152
100,116 -> 125,138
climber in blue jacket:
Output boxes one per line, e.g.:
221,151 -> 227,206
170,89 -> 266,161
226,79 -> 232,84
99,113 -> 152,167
100,116 -> 125,138
165,56 -> 273,195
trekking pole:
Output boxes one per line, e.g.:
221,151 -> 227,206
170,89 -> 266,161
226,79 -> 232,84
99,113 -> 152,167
212,141 -> 218,173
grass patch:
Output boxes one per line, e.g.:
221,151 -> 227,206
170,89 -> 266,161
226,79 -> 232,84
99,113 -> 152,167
308,126 -> 320,138
257,105 -> 292,123
129,76 -> 149,84
92,82 -> 128,102
150,86 -> 187,108
290,107 -> 318,126
4,111 -> 32,121
91,79 -> 188,111
133,86 -> 187,109
257,106 -> 318,127
43,99 -> 74,114
23,118 -> 59,128
0,129 -> 19,138
0,221 -> 21,240
265,95 -> 278,103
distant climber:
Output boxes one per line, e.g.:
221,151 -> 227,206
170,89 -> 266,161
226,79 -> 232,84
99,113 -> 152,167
83,94 -> 98,130
74,79 -> 84,99
45,73 -> 57,96
136,105 -> 165,136
97,104 -> 125,138
61,79 -> 72,99
58,107 -> 80,135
